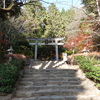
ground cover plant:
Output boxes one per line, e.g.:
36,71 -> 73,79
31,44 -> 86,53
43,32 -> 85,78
74,55 -> 100,89
0,59 -> 25,95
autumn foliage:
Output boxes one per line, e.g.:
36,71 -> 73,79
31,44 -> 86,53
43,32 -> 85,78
64,34 -> 93,52
64,17 -> 97,52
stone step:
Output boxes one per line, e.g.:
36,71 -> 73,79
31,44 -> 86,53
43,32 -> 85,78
23,72 -> 84,79
24,68 -> 77,71
23,69 -> 78,74
22,72 -> 84,78
19,80 -> 82,86
20,76 -> 86,82
23,70 -> 84,78
11,65 -> 100,100
19,79 -> 95,88
19,78 -> 97,89
12,95 -> 100,100
15,89 -> 97,98
23,73 -> 83,78
23,71 -> 79,75
17,84 -> 87,91
23,72 -> 79,75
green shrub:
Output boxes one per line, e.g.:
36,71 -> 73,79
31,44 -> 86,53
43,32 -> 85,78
65,50 -> 72,55
10,59 -> 25,70
74,56 -> 100,88
0,59 -> 25,94
24,50 -> 33,58
0,51 -> 8,63
14,50 -> 24,54
65,50 -> 78,55
0,85 -> 13,93
15,50 -> 34,58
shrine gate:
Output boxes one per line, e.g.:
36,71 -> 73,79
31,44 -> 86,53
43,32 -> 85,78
28,37 -> 65,61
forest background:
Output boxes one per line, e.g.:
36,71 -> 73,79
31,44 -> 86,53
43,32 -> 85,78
0,0 -> 100,60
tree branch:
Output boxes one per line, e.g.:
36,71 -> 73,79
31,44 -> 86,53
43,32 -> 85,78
0,2 -> 23,12
0,0 -> 38,13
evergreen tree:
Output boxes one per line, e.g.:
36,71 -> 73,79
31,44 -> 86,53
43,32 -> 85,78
42,3 -> 67,38
18,1 -> 46,38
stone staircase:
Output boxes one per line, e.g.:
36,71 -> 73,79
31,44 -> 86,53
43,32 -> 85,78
12,61 -> 100,100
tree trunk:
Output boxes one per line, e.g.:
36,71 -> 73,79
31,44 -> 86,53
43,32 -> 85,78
96,0 -> 100,20
3,0 -> 5,8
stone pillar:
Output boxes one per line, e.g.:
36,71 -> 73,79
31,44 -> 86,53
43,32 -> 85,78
55,40 -> 58,61
62,53 -> 67,62
34,40 -> 38,61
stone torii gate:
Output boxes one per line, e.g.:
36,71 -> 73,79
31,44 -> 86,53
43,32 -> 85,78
28,37 -> 65,61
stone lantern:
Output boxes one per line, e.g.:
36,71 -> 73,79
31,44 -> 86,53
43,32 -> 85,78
82,47 -> 89,53
7,46 -> 13,62
7,46 -> 13,54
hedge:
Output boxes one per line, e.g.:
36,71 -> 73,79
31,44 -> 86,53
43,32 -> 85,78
74,56 -> 100,89
0,59 -> 25,95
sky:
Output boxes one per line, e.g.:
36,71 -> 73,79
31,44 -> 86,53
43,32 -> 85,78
41,0 -> 83,11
